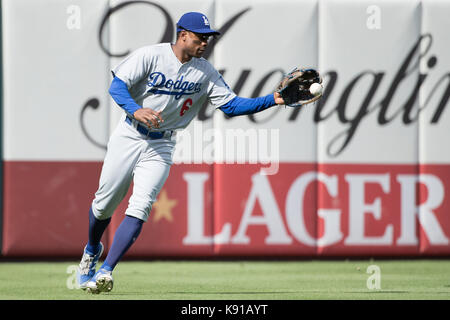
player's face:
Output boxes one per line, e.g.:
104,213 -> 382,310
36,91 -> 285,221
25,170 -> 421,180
184,31 -> 213,58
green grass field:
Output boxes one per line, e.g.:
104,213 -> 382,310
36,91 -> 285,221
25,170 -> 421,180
0,260 -> 449,300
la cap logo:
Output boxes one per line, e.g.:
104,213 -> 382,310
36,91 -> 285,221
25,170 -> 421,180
202,15 -> 210,26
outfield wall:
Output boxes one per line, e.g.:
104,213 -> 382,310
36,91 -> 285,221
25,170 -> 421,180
1,0 -> 450,257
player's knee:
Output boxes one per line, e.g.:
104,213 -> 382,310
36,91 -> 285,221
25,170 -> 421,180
125,207 -> 150,222
91,202 -> 116,220
125,200 -> 152,222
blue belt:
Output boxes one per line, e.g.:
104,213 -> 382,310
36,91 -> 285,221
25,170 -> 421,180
125,115 -> 171,139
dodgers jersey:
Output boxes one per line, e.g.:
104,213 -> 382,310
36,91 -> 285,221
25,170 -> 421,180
112,43 -> 236,131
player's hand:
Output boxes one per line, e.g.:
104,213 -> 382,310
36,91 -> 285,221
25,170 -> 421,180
133,108 -> 164,129
274,92 -> 285,105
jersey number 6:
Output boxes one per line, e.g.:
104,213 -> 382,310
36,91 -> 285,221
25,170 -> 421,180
180,98 -> 192,116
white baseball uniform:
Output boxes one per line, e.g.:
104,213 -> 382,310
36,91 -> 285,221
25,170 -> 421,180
91,43 -> 236,222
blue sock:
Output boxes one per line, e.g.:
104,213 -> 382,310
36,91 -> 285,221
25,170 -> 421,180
86,206 -> 111,255
101,215 -> 143,272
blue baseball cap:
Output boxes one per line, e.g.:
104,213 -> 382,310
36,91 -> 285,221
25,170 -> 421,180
176,12 -> 220,35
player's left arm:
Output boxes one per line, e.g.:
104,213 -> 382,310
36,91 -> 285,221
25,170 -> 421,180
274,92 -> 285,105
218,93 -> 284,117
207,70 -> 284,117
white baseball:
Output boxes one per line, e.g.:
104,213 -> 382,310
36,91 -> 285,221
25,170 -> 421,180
309,83 -> 323,96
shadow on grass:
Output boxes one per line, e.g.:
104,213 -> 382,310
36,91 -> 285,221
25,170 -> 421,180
345,291 -> 450,294
104,291 -> 300,296
168,291 -> 297,295
86,289 -> 450,297
344,291 -> 409,294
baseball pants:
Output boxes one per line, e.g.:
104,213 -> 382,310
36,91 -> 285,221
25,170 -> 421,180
91,116 -> 175,222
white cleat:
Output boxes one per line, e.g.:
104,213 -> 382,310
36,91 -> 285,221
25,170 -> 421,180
76,243 -> 104,290
86,268 -> 114,294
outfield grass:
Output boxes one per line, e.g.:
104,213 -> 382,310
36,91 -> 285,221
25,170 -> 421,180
0,260 -> 449,300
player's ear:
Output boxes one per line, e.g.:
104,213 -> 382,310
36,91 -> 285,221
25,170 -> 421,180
177,30 -> 187,42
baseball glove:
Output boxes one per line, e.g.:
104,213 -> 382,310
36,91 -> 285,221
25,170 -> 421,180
277,68 -> 323,107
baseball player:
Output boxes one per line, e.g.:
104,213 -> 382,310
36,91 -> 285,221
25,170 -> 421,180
76,11 -> 286,294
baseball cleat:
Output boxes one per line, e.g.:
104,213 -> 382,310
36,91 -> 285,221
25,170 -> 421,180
86,268 -> 114,294
76,243 -> 104,290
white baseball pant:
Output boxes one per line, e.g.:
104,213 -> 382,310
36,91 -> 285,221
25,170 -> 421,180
91,116 -> 175,222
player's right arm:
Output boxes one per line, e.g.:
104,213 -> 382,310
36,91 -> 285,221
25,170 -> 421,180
109,77 -> 163,128
109,46 -> 163,129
